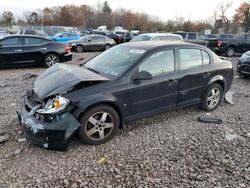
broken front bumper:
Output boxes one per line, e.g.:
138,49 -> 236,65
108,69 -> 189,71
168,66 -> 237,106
19,96 -> 81,151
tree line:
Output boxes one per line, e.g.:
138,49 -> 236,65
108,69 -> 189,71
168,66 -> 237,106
0,1 -> 250,33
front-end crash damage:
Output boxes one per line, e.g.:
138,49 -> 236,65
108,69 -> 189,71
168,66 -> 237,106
19,63 -> 110,150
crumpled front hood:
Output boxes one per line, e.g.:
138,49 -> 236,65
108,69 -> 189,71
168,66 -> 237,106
33,63 -> 109,99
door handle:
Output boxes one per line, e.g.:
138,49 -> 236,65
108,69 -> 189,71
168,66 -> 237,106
40,48 -> 47,50
14,49 -> 22,52
203,72 -> 211,77
168,79 -> 177,84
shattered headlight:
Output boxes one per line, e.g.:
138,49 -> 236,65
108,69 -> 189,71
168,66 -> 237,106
36,96 -> 70,114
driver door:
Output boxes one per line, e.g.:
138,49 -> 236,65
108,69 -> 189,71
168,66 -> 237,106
119,49 -> 180,120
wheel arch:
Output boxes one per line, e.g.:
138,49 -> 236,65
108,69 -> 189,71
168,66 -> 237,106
208,75 -> 226,92
74,100 -> 125,129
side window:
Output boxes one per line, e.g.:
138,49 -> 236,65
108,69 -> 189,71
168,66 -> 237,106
179,49 -> 203,70
187,33 -> 197,40
160,36 -> 172,41
24,37 -> 46,45
172,36 -> 182,41
138,50 -> 175,77
96,36 -> 105,41
198,34 -> 206,40
0,37 -> 20,47
201,50 -> 210,65
151,36 -> 161,41
246,34 -> 250,42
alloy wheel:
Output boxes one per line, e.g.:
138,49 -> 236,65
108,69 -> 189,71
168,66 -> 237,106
45,54 -> 59,67
85,111 -> 114,141
206,88 -> 221,109
76,45 -> 83,52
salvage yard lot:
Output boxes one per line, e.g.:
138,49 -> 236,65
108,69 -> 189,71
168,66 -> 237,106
0,53 -> 250,187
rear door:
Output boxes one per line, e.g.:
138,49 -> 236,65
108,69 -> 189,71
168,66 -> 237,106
20,36 -> 48,65
0,36 -> 23,67
177,48 -> 212,106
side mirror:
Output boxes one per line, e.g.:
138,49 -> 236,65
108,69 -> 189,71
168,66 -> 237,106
88,39 -> 91,42
132,71 -> 152,81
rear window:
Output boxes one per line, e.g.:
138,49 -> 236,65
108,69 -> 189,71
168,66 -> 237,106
24,37 -> 49,45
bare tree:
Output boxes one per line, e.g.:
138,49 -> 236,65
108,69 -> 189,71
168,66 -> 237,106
216,0 -> 233,33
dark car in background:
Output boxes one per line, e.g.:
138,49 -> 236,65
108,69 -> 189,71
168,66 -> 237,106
68,34 -> 116,52
0,35 -> 72,67
174,32 -> 208,45
207,33 -> 250,57
237,51 -> 250,79
19,41 -> 233,150
108,32 -> 133,44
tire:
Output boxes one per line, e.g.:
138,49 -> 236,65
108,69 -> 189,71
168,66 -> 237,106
76,45 -> 84,53
104,44 -> 111,51
78,105 -> 119,145
225,47 -> 236,57
44,53 -> 60,67
239,73 -> 249,79
200,83 -> 223,111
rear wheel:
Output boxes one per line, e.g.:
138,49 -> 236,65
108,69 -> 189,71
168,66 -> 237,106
78,105 -> 119,145
44,54 -> 60,67
104,44 -> 111,51
225,47 -> 235,57
76,45 -> 84,53
201,83 -> 223,111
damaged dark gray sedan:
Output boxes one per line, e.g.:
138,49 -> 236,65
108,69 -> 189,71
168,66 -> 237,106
19,41 -> 233,150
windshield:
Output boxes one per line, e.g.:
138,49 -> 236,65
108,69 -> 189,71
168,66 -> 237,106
130,35 -> 152,42
84,45 -> 147,78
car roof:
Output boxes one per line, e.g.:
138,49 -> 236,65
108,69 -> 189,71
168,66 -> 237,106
120,41 -> 204,50
85,34 -> 107,37
140,33 -> 181,37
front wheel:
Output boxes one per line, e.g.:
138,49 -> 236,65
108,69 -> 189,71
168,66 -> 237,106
76,45 -> 84,53
201,83 -> 223,111
78,105 -> 119,145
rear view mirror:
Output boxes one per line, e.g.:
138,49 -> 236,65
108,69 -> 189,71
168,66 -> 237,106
133,71 -> 152,81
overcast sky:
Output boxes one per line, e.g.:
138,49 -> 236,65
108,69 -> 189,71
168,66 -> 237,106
0,0 -> 246,21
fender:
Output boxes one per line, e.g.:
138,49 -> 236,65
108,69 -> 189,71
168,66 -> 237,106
70,94 -> 126,128
208,75 -> 226,91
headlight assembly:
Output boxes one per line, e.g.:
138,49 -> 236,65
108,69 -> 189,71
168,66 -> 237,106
36,96 -> 70,114
240,53 -> 249,62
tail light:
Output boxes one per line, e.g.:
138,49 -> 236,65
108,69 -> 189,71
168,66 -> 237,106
217,40 -> 222,47
63,45 -> 71,53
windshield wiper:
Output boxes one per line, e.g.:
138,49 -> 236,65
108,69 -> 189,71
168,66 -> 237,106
85,66 -> 100,74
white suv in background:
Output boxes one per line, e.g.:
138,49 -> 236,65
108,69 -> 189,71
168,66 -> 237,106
130,33 -> 183,42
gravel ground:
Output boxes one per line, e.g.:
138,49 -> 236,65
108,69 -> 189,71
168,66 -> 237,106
0,52 -> 249,187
